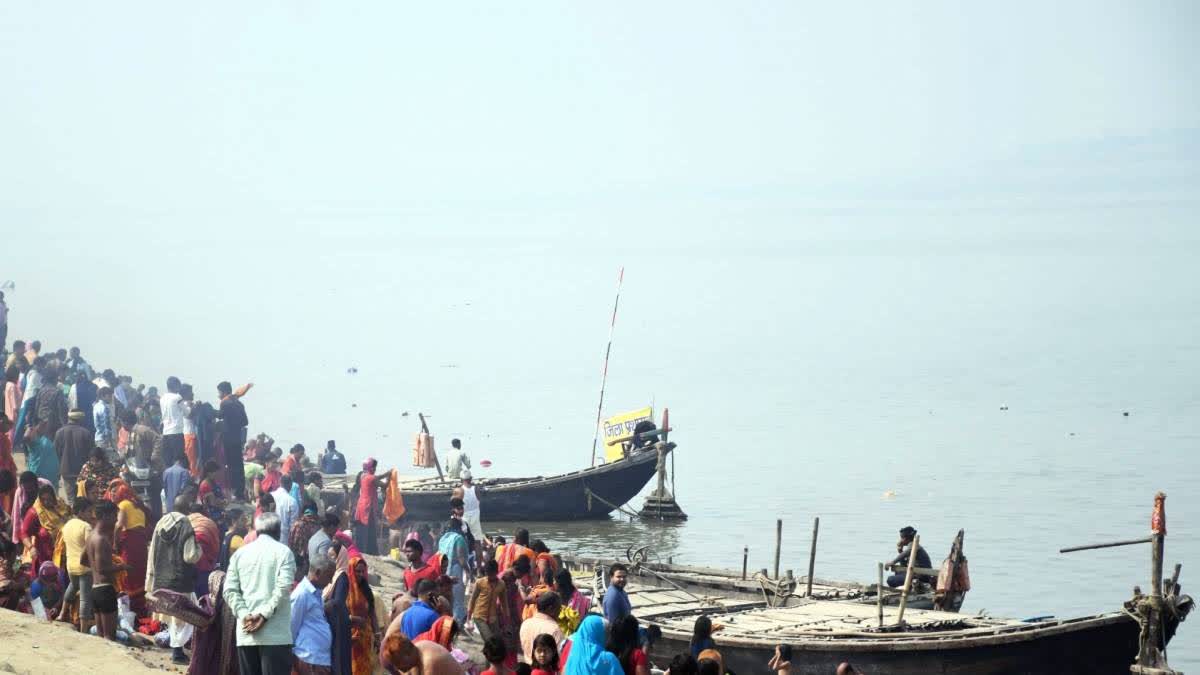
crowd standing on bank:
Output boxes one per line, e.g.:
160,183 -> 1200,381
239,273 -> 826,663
0,322 -> 824,674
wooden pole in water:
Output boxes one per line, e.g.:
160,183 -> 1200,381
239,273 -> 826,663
742,546 -> 749,580
774,519 -> 783,579
896,535 -> 920,626
806,517 -> 819,597
877,562 -> 885,627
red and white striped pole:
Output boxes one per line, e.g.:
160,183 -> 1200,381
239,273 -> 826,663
590,267 -> 624,466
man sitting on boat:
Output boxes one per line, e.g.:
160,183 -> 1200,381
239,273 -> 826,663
886,526 -> 934,588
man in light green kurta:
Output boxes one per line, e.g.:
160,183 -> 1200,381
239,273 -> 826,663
224,511 -> 296,675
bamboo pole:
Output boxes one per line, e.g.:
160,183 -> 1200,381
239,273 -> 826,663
589,268 -> 625,467
774,519 -> 783,579
806,517 -> 819,597
896,535 -> 920,626
877,562 -> 885,627
1059,536 -> 1151,553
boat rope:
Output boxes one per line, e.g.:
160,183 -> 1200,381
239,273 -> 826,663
583,486 -> 641,519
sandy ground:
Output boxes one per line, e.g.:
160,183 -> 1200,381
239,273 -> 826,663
0,608 -> 185,674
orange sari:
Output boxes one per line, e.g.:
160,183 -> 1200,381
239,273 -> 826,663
346,555 -> 378,675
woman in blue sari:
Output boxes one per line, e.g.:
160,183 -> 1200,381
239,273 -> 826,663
565,615 -> 624,675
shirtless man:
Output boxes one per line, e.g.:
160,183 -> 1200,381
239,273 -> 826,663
380,615 -> 463,675
84,500 -> 129,640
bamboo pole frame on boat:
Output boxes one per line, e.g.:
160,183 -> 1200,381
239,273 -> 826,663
806,517 -> 819,597
774,519 -> 783,579
877,562 -> 885,627
896,534 -> 920,626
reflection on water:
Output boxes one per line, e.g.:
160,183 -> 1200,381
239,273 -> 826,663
485,518 -> 688,565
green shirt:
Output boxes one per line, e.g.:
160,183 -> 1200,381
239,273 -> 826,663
243,462 -> 265,480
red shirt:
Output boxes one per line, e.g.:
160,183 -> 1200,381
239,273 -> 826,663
404,561 -> 441,590
281,454 -> 300,477
259,469 -> 281,494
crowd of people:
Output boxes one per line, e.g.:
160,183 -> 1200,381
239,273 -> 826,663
0,329 -> 829,674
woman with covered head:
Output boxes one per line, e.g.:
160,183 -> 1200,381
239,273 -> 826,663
563,615 -> 624,675
326,553 -> 378,674
350,457 -> 390,555
109,477 -> 151,613
21,482 -> 69,570
77,446 -> 119,502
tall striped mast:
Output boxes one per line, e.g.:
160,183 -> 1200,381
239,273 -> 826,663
590,267 -> 625,466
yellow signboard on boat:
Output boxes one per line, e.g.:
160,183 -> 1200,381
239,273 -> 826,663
602,406 -> 654,462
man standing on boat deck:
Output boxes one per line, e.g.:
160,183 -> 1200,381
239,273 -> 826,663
454,470 -> 488,557
445,438 -> 470,480
886,526 -> 934,587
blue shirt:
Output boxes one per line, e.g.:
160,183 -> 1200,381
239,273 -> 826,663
92,400 -> 112,445
603,584 -> 631,622
401,600 -> 439,639
163,464 -> 192,511
289,577 -> 332,666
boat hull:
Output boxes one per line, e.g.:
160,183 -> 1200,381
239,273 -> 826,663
649,613 -> 1148,675
324,448 -> 661,521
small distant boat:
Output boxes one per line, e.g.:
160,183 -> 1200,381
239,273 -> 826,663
322,441 -> 667,521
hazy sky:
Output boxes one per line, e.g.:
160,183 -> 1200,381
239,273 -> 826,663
2,2 -> 1196,239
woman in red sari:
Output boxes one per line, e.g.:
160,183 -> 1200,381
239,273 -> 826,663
352,458 -> 390,555
109,478 -> 151,614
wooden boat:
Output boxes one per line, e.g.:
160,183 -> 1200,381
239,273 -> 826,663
560,553 -> 937,609
320,442 -> 666,521
607,577 -> 1192,675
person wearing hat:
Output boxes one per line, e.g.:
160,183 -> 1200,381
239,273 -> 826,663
886,526 -> 933,587
54,408 -> 94,506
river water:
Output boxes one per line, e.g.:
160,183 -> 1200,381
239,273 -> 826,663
10,220 -> 1198,668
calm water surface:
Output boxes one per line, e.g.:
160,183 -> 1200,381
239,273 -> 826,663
11,222 -> 1198,668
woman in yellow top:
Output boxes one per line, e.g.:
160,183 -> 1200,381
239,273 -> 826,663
108,479 -> 150,613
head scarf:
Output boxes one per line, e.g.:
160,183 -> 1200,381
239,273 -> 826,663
38,561 -> 59,582
564,615 -> 624,675
414,615 -> 456,650
108,478 -> 139,506
33,495 -> 71,538
333,530 -> 361,570
346,554 -> 372,619
362,457 -> 377,473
